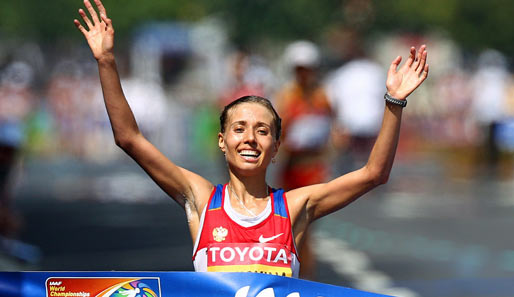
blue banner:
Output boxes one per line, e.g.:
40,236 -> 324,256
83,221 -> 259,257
0,272 -> 391,297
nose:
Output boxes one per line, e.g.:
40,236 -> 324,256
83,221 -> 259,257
243,130 -> 256,144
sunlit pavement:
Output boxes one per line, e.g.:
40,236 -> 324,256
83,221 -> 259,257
7,154 -> 514,297
313,156 -> 514,297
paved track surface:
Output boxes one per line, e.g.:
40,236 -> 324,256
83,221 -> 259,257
5,156 -> 514,297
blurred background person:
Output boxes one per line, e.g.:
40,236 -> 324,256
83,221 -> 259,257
470,49 -> 511,176
324,28 -> 386,175
218,49 -> 267,107
0,61 -> 34,244
46,59 -> 103,159
274,40 -> 333,279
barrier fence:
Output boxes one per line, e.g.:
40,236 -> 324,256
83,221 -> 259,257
0,271 -> 390,297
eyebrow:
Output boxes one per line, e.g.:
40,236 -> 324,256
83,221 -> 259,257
230,121 -> 271,129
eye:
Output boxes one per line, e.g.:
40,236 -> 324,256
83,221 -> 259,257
234,126 -> 244,133
257,128 -> 269,135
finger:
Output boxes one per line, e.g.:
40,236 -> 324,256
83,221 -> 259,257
78,9 -> 93,30
415,45 -> 427,72
420,64 -> 429,81
94,0 -> 107,17
100,14 -> 107,27
412,45 -> 424,71
416,49 -> 427,74
388,56 -> 402,76
84,0 -> 100,25
73,19 -> 88,36
406,47 -> 416,67
100,14 -> 113,31
100,14 -> 109,25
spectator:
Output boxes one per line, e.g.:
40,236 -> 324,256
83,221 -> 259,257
275,40 -> 333,279
0,62 -> 34,238
470,49 -> 510,173
325,29 -> 385,174
218,50 -> 268,107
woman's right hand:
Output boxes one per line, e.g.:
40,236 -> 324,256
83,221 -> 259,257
74,0 -> 114,61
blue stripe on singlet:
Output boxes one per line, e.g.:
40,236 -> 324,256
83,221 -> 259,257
208,184 -> 224,210
272,189 -> 288,218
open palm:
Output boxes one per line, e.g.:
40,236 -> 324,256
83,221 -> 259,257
74,0 -> 114,61
386,45 -> 429,100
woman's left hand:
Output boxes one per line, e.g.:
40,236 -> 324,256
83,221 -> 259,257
74,0 -> 114,62
386,45 -> 429,100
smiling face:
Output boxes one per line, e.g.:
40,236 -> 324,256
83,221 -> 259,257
219,102 -> 280,177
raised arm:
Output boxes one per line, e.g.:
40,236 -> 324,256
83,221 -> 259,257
73,0 -> 213,214
74,0 -> 136,144
287,45 -> 428,228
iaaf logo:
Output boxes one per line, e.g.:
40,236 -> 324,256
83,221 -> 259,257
235,286 -> 320,297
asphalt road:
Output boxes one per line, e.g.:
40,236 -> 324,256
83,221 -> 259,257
5,155 -> 514,297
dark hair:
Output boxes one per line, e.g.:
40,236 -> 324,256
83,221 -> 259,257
220,95 -> 282,141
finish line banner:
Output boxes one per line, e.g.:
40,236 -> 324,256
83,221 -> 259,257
0,271 -> 391,297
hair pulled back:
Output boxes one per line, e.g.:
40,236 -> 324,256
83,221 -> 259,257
219,95 -> 282,141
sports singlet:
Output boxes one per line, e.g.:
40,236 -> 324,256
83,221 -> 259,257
192,184 -> 300,277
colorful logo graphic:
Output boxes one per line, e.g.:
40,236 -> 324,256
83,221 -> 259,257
46,277 -> 161,297
111,281 -> 158,297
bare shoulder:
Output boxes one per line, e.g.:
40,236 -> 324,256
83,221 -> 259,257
180,167 -> 215,212
284,184 -> 323,224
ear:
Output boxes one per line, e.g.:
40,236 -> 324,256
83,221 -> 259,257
272,139 -> 280,158
218,132 -> 226,153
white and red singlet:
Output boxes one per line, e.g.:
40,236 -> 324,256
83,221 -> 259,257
192,184 -> 300,277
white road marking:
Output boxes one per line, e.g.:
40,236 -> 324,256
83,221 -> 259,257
313,231 -> 419,297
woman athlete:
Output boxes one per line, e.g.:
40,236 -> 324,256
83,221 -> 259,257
74,0 -> 428,277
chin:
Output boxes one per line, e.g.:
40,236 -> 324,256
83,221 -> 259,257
230,162 -> 269,177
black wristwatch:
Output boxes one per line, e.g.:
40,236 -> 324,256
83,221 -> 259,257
384,92 -> 407,107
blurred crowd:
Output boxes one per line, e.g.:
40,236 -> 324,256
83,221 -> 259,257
1,20 -> 513,242
2,28 -> 513,161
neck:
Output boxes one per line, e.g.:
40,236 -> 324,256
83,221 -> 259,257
228,171 -> 269,202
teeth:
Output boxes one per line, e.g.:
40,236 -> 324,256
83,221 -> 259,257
239,150 -> 260,157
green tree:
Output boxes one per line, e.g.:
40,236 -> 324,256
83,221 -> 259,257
1,0 -> 512,56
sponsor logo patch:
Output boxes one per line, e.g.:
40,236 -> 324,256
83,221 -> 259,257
207,243 -> 293,276
258,233 -> 283,243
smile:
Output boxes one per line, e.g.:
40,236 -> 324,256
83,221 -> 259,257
238,150 -> 261,160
